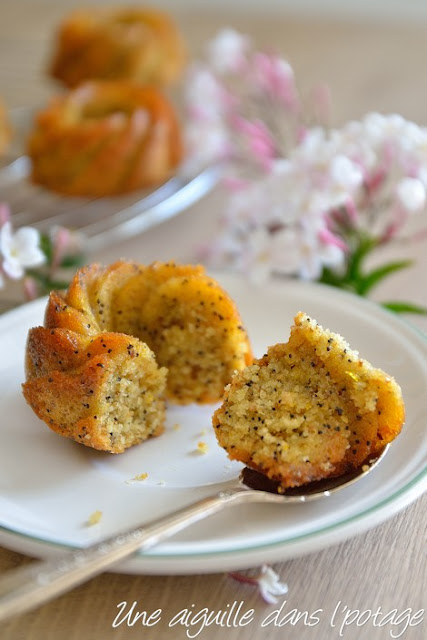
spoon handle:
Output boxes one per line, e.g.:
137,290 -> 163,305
0,487 -> 245,622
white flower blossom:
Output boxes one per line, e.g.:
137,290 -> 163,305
184,123 -> 230,172
395,177 -> 426,213
329,155 -> 363,190
206,29 -> 250,74
185,67 -> 225,121
0,222 -> 45,280
187,31 -> 427,289
184,30 -> 303,169
275,224 -> 344,281
242,227 -> 273,284
229,564 -> 288,605
257,565 -> 289,604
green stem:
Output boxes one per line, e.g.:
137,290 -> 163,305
382,301 -> 427,315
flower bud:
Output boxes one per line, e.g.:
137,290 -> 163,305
396,177 -> 426,213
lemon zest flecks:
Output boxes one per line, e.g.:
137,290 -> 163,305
133,472 -> 149,481
197,441 -> 209,454
345,370 -> 360,383
87,510 -> 102,526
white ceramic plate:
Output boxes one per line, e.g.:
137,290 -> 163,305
0,274 -> 426,574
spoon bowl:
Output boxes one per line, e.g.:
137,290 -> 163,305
241,444 -> 389,499
0,444 -> 389,622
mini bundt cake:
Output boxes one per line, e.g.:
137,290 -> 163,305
27,80 -> 183,196
0,98 -> 11,155
50,7 -> 186,88
111,262 -> 253,403
22,261 -> 253,452
213,312 -> 404,489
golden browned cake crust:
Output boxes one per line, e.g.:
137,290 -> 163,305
27,81 -> 183,196
112,262 -> 253,403
213,312 -> 405,488
23,261 -> 252,451
50,7 -> 186,88
0,98 -> 11,155
24,328 -> 167,453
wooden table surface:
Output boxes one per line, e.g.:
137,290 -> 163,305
0,2 -> 426,639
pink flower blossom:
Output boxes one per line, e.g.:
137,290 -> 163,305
23,276 -> 38,301
0,203 -> 10,226
187,31 -> 427,292
50,226 -> 72,271
318,227 -> 348,253
252,53 -> 298,110
231,116 -> 276,169
185,30 -> 306,171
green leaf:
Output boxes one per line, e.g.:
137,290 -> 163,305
382,301 -> 427,315
346,235 -> 377,282
39,233 -> 54,265
356,260 -> 413,296
60,253 -> 86,269
25,269 -> 69,291
25,269 -> 50,286
319,266 -> 346,288
44,279 -> 71,291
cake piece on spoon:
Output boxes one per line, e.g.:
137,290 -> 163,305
213,312 -> 405,489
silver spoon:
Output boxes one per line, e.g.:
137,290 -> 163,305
0,445 -> 389,622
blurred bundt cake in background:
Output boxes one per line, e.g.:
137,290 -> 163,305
27,80 -> 183,196
50,6 -> 186,88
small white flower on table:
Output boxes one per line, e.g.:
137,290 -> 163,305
229,564 -> 288,604
257,565 -> 289,604
0,221 -> 45,280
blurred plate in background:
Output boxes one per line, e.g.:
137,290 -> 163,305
0,107 -> 220,252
